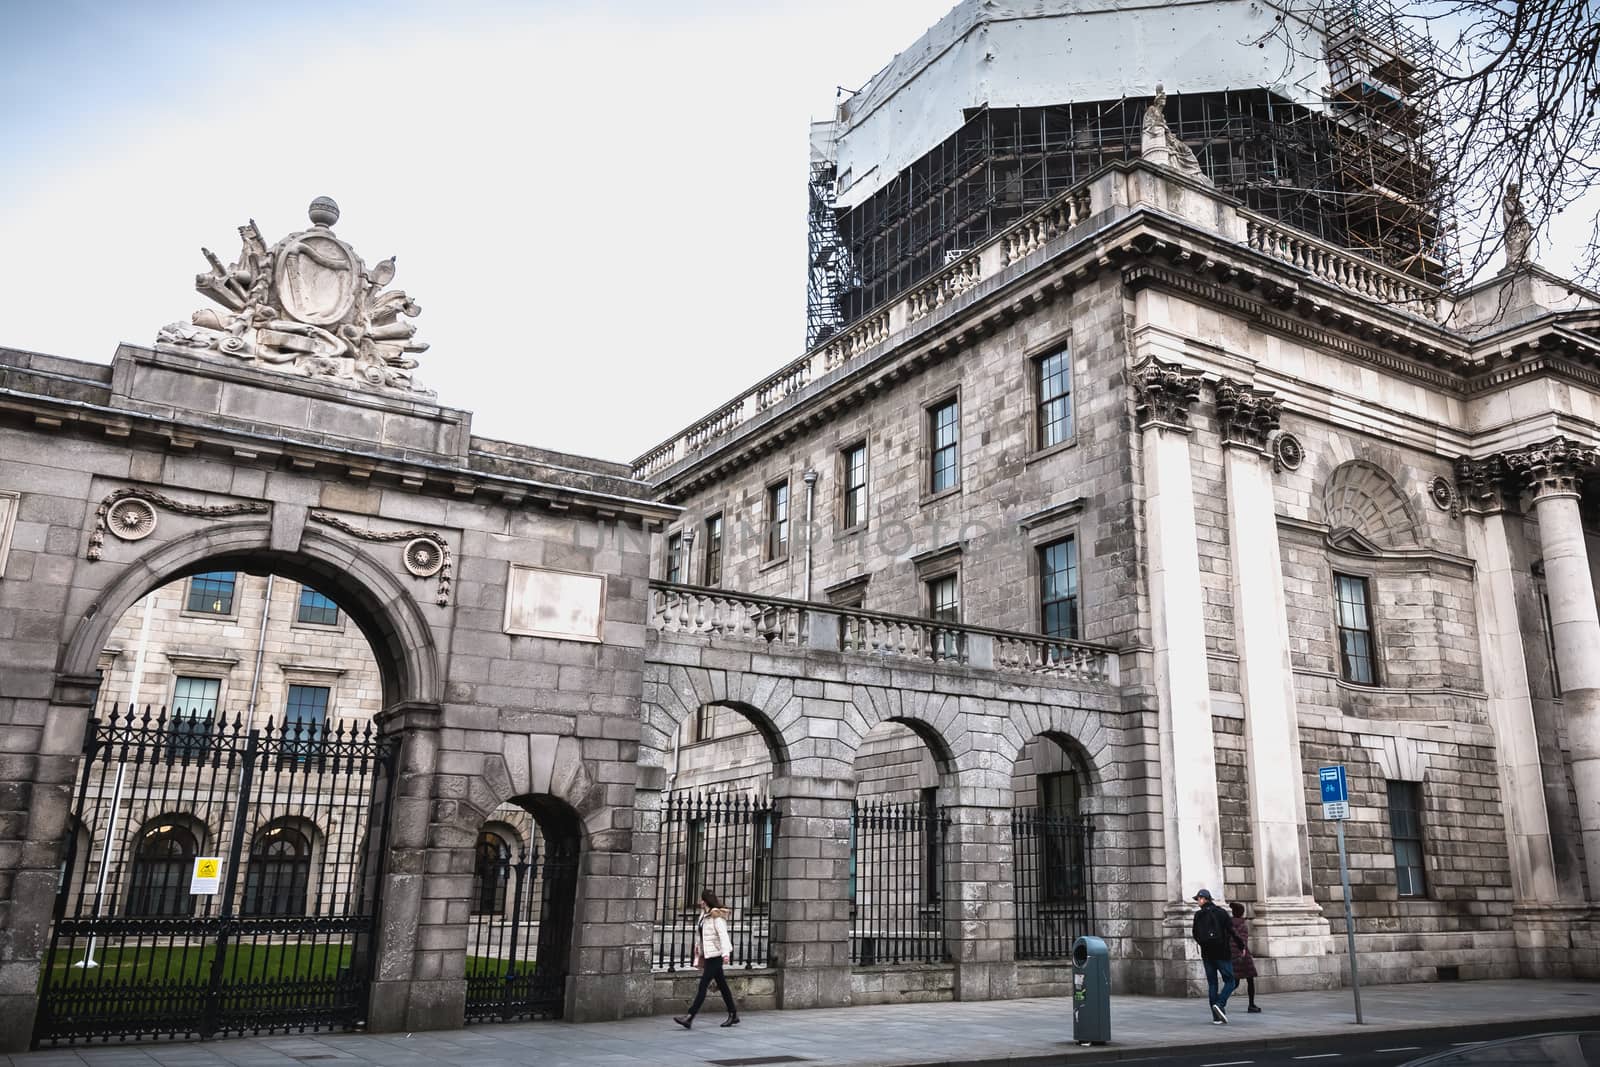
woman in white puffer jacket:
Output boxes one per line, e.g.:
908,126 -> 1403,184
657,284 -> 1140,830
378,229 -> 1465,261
673,889 -> 739,1028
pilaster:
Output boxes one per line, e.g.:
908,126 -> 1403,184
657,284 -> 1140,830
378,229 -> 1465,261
1135,359 -> 1223,907
943,803 -> 1018,1001
1215,379 -> 1329,963
768,774 -> 854,1009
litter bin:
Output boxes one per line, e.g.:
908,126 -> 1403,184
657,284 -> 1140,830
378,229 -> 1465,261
1072,935 -> 1110,1046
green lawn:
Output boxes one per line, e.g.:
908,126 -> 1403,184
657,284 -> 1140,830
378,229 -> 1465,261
465,956 -> 537,977
47,942 -> 352,987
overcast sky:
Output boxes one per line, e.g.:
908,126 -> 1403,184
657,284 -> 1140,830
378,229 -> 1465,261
0,0 -> 954,463
3,1 -> 1595,465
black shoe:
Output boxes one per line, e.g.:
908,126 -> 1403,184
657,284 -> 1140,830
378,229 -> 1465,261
674,1015 -> 693,1029
720,1014 -> 740,1027
1216,1004 -> 1229,1023
1248,1004 -> 1262,1014
1211,1004 -> 1224,1024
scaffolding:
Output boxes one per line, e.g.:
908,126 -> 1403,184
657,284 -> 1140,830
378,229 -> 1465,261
804,3 -> 1449,345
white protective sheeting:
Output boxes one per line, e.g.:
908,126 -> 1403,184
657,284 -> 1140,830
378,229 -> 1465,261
830,0 -> 1330,211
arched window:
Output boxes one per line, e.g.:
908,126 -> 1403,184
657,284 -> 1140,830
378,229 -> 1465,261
243,823 -> 313,916
472,831 -> 512,916
126,821 -> 199,917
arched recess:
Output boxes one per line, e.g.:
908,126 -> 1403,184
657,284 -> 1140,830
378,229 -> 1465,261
641,666 -> 794,778
1320,461 -> 1420,550
242,817 -> 320,917
995,704 -> 1116,800
59,522 -> 442,709
124,813 -> 210,917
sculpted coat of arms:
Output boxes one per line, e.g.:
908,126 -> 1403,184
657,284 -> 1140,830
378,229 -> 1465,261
158,197 -> 430,393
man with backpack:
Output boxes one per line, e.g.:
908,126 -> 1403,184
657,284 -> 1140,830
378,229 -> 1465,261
1192,889 -> 1241,1023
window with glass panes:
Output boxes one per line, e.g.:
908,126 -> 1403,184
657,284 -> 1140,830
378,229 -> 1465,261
842,442 -> 868,528
171,676 -> 220,756
1036,348 -> 1073,449
921,786 -> 941,904
766,482 -> 789,560
285,684 -> 330,760
927,573 -> 960,659
1039,537 -> 1080,640
297,586 -> 339,626
666,532 -> 683,583
1334,574 -> 1378,685
929,400 -> 959,493
186,571 -> 236,614
1387,781 -> 1427,897
704,514 -> 723,586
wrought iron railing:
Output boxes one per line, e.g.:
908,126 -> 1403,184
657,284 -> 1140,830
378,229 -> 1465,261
849,798 -> 950,965
1012,809 -> 1093,962
652,791 -> 778,971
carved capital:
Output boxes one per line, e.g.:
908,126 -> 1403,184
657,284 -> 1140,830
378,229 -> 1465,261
1134,358 -> 1203,432
1503,437 -> 1600,502
1454,454 -> 1516,514
1214,377 -> 1282,451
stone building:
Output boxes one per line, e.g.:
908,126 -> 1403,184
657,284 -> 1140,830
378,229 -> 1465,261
4,1 -> 1600,1052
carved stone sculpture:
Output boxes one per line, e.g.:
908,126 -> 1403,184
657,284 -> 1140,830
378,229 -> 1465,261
1141,84 -> 1209,183
157,197 -> 431,393
1503,181 -> 1534,268
1214,377 -> 1282,451
1133,358 -> 1204,430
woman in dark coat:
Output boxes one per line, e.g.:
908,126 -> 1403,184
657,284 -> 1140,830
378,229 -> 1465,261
1229,901 -> 1260,1013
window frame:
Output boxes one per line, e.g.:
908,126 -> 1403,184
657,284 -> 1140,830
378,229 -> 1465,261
703,513 -> 723,587
926,396 -> 961,497
294,585 -> 342,629
184,571 -> 239,618
169,674 -> 222,758
665,531 -> 684,584
1033,346 -> 1075,453
840,441 -> 869,532
1387,780 -> 1427,898
1333,572 -> 1380,686
693,702 -> 715,744
764,479 -> 790,563
924,571 -> 961,661
1037,535 -> 1080,641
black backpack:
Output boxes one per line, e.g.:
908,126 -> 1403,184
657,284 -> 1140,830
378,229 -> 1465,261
1195,904 -> 1229,953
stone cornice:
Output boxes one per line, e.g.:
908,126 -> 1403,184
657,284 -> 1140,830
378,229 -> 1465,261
0,379 -> 678,526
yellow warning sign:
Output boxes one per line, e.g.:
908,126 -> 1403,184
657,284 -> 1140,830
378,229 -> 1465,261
190,856 -> 222,895
195,858 -> 219,879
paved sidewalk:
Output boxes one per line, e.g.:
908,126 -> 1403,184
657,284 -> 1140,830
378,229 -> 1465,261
8,980 -> 1600,1067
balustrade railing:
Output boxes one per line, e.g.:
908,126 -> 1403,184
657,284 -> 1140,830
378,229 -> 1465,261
649,582 -> 1117,685
820,311 -> 890,372
906,259 -> 982,325
1001,188 -> 1092,267
685,399 -> 746,453
1243,214 -> 1442,319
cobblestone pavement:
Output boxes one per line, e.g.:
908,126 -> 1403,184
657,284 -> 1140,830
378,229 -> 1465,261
9,980 -> 1600,1067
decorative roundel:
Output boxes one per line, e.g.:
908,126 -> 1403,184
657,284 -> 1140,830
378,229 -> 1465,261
1429,475 -> 1456,512
106,497 -> 158,542
1273,432 -> 1305,472
402,537 -> 445,578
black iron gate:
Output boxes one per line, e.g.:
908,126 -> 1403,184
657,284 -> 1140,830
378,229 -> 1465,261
34,706 -> 397,1047
1012,809 -> 1093,961
463,834 -> 580,1023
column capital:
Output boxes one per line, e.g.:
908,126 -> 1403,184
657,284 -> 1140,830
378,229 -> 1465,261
1504,436 -> 1600,502
1454,453 -> 1517,514
1214,376 -> 1282,452
1134,358 -> 1203,433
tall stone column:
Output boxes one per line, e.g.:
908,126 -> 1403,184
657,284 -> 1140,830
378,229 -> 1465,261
1214,381 -> 1329,965
943,802 -> 1017,1001
1135,360 -> 1224,944
768,774 -> 854,1009
1505,438 -> 1600,901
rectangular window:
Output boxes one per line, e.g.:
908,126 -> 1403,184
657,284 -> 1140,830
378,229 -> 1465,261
296,586 -> 340,626
1387,780 -> 1427,897
693,702 -> 714,743
684,818 -> 706,910
842,442 -> 868,529
1038,537 -> 1080,640
927,573 -> 960,660
666,532 -> 683,584
284,684 -> 330,762
1038,772 -> 1083,904
766,481 -> 789,561
921,786 -> 942,905
171,676 -> 220,757
186,571 -> 237,615
1036,348 -> 1073,450
704,514 -> 723,587
1334,574 -> 1378,685
751,812 -> 775,911
928,400 -> 959,494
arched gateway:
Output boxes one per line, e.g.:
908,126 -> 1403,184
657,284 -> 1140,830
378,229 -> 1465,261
0,198 -> 1126,1052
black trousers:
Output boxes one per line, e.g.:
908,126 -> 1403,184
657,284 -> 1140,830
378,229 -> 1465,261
688,957 -> 736,1016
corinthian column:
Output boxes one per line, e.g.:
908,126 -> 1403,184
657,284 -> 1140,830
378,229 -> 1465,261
1135,360 -> 1223,918
1215,381 -> 1324,943
1505,437 -> 1600,900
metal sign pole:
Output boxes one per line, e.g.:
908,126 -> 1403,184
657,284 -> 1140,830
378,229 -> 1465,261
1335,818 -> 1363,1024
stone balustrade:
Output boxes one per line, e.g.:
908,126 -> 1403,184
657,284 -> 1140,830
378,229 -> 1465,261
1001,189 -> 1092,267
648,581 -> 1119,686
756,360 -> 812,412
820,312 -> 891,372
1243,214 -> 1442,319
906,259 -> 983,325
684,398 -> 747,453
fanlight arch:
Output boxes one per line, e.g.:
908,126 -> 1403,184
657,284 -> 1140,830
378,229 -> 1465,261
1322,462 -> 1419,549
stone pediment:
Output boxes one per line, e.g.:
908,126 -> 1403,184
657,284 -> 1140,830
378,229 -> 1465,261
157,197 -> 432,395
1326,526 -> 1383,556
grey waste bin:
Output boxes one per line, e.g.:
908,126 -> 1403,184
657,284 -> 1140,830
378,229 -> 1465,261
1072,935 -> 1110,1046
